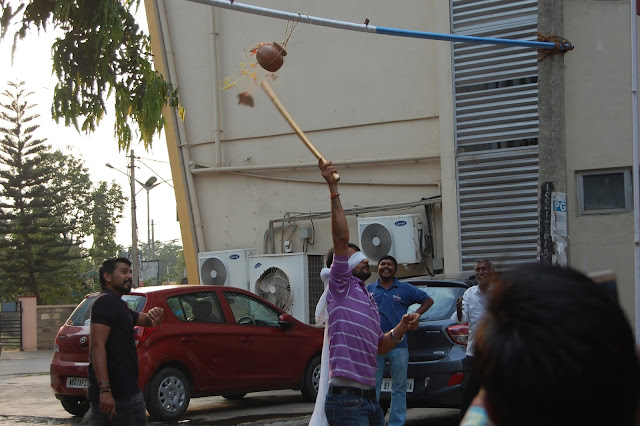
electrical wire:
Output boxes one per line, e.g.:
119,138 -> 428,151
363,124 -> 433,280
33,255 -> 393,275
137,159 -> 174,188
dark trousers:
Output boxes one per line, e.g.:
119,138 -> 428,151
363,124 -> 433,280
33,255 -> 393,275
459,355 -> 481,420
89,389 -> 146,426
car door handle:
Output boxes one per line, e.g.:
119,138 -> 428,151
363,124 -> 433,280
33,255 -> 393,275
180,338 -> 196,344
240,336 -> 254,343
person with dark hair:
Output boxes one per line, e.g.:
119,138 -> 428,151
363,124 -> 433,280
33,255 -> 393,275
455,258 -> 494,419
366,255 -> 433,426
88,257 -> 165,425
461,263 -> 640,426
315,160 -> 420,426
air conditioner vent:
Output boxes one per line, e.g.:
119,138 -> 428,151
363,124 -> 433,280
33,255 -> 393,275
200,257 -> 227,285
197,249 -> 255,289
357,214 -> 426,265
360,222 -> 393,261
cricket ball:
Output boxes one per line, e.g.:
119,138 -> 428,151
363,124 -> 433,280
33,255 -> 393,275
256,42 -> 287,72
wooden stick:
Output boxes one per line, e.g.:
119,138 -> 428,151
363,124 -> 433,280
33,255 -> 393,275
260,80 -> 340,182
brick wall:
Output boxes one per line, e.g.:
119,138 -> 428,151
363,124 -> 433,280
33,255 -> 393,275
37,305 -> 75,349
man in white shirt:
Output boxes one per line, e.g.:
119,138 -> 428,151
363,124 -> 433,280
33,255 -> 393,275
454,258 -> 493,420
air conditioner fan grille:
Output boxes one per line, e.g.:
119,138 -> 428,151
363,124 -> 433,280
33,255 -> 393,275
360,223 -> 393,262
255,267 -> 293,311
200,257 -> 228,285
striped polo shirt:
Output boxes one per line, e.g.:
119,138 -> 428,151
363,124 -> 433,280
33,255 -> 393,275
327,254 -> 383,387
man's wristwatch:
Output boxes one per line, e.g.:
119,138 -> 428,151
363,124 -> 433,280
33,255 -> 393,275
391,328 -> 405,342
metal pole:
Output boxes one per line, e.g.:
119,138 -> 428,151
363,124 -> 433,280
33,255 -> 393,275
152,220 -> 155,260
631,0 -> 640,343
185,0 -> 573,51
147,188 -> 151,260
130,150 -> 140,287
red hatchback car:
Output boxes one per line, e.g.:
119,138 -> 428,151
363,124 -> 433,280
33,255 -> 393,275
50,285 -> 323,420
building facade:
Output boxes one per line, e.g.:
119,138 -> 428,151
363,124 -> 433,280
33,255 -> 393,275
144,0 -> 639,327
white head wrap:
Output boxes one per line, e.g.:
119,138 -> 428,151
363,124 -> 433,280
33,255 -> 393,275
348,251 -> 367,271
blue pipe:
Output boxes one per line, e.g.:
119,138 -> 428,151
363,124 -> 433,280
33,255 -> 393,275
375,27 -> 568,50
185,0 -> 573,51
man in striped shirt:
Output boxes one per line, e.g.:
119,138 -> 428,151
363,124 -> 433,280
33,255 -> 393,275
319,160 -> 419,426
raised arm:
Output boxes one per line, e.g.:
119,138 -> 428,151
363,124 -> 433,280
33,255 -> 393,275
319,160 -> 348,257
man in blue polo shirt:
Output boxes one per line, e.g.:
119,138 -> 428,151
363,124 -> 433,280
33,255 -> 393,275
367,255 -> 433,426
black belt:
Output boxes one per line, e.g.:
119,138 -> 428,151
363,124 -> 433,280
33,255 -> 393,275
328,385 -> 376,401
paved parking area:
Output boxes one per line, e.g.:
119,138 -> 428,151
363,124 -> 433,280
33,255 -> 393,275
0,349 -> 54,377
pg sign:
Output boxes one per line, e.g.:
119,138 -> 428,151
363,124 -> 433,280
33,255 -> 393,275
551,193 -> 567,238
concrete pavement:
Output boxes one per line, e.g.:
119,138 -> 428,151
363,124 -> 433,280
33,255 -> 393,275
0,348 -> 458,425
0,348 -> 54,377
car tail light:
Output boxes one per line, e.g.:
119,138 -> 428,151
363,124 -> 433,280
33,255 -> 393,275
447,372 -> 464,387
53,329 -> 61,352
134,325 -> 158,348
446,324 -> 468,346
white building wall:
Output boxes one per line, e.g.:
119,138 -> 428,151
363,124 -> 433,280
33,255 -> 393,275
564,0 -> 635,323
146,0 -> 452,282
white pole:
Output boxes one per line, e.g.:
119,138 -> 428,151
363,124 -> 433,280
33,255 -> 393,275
147,188 -> 151,260
631,0 -> 640,343
130,150 -> 140,288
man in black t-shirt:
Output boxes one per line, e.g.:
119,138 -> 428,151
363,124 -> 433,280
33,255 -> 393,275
88,257 -> 164,425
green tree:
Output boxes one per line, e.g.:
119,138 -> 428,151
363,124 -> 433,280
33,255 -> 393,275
87,181 -> 126,265
0,81 -> 86,303
0,0 -> 183,151
144,240 -> 184,285
0,81 -> 126,304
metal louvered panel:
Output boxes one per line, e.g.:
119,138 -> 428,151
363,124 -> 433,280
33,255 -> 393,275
456,149 -> 539,271
452,0 -> 538,32
454,33 -> 538,151
452,1 -> 540,271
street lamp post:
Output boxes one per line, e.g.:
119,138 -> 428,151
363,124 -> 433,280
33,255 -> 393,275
141,176 -> 159,259
129,151 -> 140,287
106,160 -> 162,284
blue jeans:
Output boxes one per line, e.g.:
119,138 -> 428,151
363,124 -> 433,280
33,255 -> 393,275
325,393 -> 385,426
89,389 -> 147,426
375,347 -> 410,426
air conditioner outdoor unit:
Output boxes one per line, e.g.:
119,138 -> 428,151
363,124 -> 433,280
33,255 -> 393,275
248,253 -> 323,324
358,214 -> 425,265
198,249 -> 256,290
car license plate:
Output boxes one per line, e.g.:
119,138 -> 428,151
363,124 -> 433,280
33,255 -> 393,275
381,378 -> 414,393
66,377 -> 89,389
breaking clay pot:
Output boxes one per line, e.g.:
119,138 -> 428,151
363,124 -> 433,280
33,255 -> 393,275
256,42 -> 287,72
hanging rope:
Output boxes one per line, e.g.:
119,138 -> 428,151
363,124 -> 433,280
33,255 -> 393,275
185,0 -> 574,51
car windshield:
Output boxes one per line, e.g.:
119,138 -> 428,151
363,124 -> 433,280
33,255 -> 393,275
65,293 -> 146,326
407,286 -> 466,321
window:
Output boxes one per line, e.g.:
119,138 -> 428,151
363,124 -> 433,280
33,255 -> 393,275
224,291 -> 281,327
408,286 -> 466,321
576,169 -> 632,215
167,292 -> 224,323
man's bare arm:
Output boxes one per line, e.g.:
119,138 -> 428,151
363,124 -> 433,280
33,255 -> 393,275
90,323 -> 116,418
319,160 -> 348,256
136,307 -> 164,327
416,297 -> 434,316
378,313 -> 420,354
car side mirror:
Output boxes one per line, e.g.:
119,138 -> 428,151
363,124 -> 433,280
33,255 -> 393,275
278,313 -> 295,329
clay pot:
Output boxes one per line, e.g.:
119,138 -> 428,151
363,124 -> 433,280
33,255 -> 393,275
256,42 -> 287,72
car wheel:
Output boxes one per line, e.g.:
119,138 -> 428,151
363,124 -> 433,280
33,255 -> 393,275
301,355 -> 321,402
222,392 -> 247,400
60,396 -> 90,416
145,367 -> 191,421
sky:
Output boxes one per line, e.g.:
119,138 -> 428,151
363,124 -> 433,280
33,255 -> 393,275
0,5 -> 182,251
